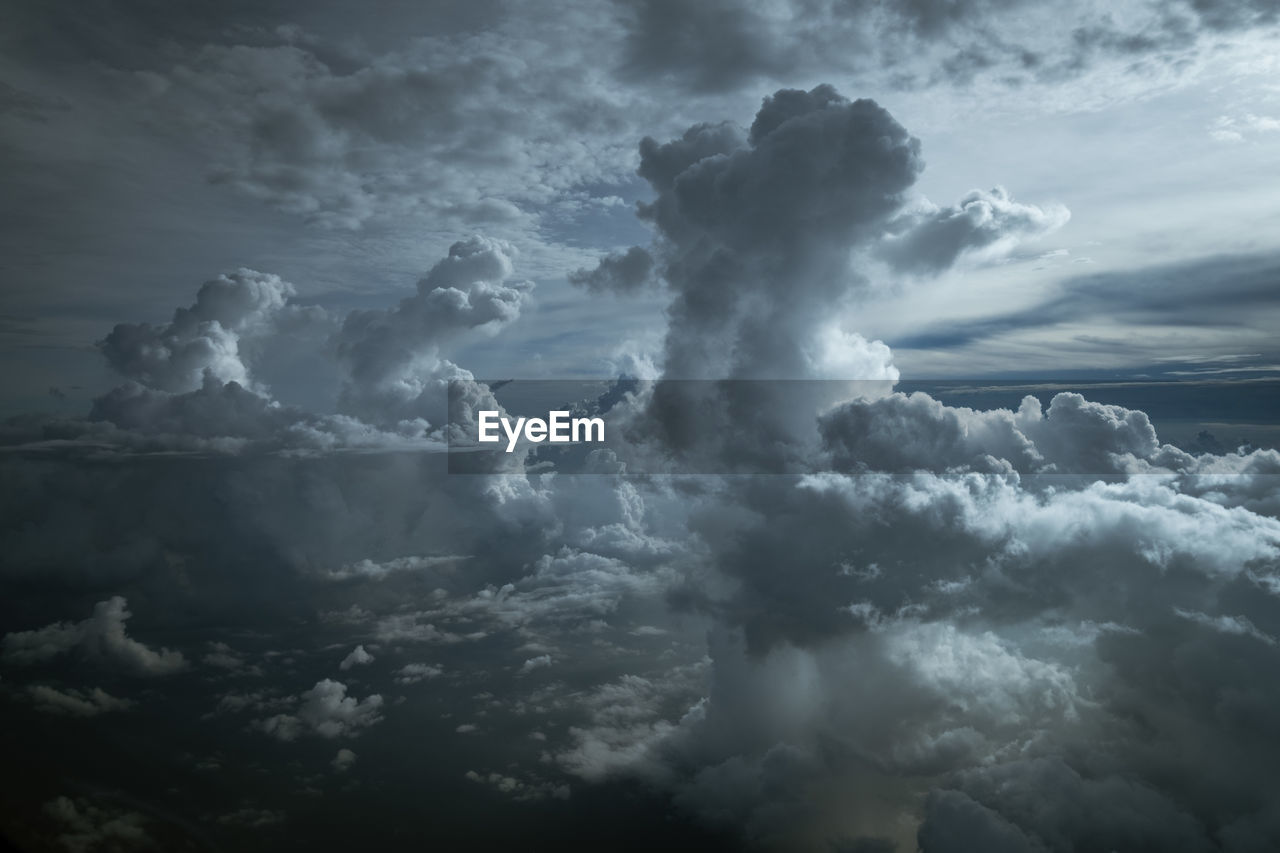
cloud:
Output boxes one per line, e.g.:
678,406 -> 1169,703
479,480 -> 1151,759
201,641 -> 262,675
393,663 -> 443,684
587,86 -> 916,476
43,796 -> 153,853
27,685 -> 134,717
614,0 -> 1278,94
893,251 -> 1280,353
463,769 -> 571,802
335,235 -> 531,426
518,654 -> 553,674
212,690 -> 293,717
256,679 -> 384,741
620,85 -> 1056,385
338,644 -> 374,670
586,86 -> 1067,478
432,88 -> 1280,846
569,246 -> 656,295
819,389 -> 1184,476
1185,0 -> 1280,31
376,547 -> 676,652
617,0 -> 797,92
2,596 -> 186,675
324,555 -> 469,582
879,187 -> 1069,274
1210,113 -> 1280,143
555,667 -> 706,784
332,748 -> 358,772
918,758 -> 1216,852
556,448 -> 1280,846
134,29 -> 635,230
98,268 -> 306,394
5,57 -> 1280,852
0,237 -> 538,455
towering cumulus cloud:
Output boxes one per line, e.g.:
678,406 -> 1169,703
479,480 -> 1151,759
99,269 -> 297,394
557,87 -> 1280,852
586,86 -> 1064,470
635,84 -> 913,380
579,85 -> 1066,383
336,235 -> 531,426
6,237 -> 529,454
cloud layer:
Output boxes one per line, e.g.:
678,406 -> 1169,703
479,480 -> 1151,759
1,75 -> 1279,853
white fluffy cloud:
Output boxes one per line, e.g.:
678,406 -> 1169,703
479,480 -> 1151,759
98,268 -> 308,394
1,597 -> 186,675
335,235 -> 530,426
879,187 -> 1070,274
338,644 -> 374,670
820,389 -> 1188,476
518,654 -> 553,675
256,679 -> 384,741
0,236 -> 534,455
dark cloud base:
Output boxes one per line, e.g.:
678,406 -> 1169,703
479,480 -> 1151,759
0,704 -> 741,852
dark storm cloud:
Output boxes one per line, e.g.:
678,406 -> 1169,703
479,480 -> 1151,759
572,86 -> 1062,478
0,0 -> 504,71
6,1 -> 1280,835
568,246 -> 656,295
615,0 -> 1017,92
575,86 -> 923,473
612,0 -> 1277,93
536,86 -> 1280,851
673,385 -> 1262,656
574,84 -> 1064,386
2,0 -> 635,250
8,0 -> 1271,114
131,27 -> 631,231
636,84 -> 921,380
616,0 -> 799,92
894,251 -> 1280,351
578,458 -> 1280,847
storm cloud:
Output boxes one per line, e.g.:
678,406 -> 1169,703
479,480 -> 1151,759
3,1 -> 1280,850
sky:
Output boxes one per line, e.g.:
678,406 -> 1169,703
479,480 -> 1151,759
2,1 -> 1280,851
